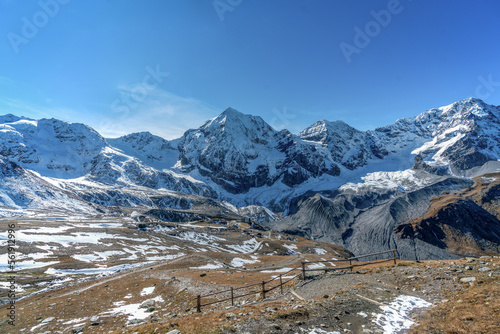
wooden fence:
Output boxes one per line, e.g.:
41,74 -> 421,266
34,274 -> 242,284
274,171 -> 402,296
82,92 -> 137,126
300,249 -> 398,279
195,249 -> 398,312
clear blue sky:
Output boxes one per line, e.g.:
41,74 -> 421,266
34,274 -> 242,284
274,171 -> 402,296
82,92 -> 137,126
1,0 -> 499,138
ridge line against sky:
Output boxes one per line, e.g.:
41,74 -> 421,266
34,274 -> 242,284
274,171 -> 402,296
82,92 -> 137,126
0,0 -> 499,139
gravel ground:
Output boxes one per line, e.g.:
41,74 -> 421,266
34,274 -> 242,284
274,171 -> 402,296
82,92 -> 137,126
221,256 -> 500,334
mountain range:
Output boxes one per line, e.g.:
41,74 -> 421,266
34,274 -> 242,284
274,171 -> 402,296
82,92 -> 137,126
1,97 -> 499,259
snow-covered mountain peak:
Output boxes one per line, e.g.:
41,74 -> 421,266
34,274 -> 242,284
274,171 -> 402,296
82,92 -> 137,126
0,114 -> 34,124
197,107 -> 276,142
0,115 -> 108,179
111,131 -> 173,148
221,107 -> 243,117
298,120 -> 360,143
400,98 -> 500,171
423,98 -> 496,122
106,131 -> 179,170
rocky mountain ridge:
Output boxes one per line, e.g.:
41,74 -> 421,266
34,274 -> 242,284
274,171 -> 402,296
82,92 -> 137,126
1,97 -> 499,259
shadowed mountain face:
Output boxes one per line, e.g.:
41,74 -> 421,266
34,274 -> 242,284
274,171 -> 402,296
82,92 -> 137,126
0,99 -> 499,259
394,173 -> 500,259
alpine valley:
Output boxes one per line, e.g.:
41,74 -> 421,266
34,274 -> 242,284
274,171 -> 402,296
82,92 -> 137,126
1,97 -> 500,260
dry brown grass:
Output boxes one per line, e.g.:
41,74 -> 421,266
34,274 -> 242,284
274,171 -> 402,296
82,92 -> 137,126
410,277 -> 500,334
418,172 -> 500,221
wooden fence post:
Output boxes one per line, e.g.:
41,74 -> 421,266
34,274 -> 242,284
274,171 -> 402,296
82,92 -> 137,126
231,287 -> 234,306
393,250 -> 397,265
196,295 -> 201,313
349,258 -> 352,271
302,262 -> 306,280
261,281 -> 266,299
280,274 -> 283,294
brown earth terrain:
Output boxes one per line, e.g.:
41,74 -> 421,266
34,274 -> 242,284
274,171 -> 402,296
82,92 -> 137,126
0,218 -> 498,334
0,217 -> 499,334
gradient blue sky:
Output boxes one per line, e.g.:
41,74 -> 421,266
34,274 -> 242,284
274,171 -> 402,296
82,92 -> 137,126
1,0 -> 499,138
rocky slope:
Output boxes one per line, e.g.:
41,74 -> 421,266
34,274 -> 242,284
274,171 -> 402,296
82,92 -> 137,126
0,157 -> 99,215
394,172 -> 500,258
268,170 -> 475,260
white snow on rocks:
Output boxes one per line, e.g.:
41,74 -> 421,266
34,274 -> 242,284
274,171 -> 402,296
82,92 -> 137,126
305,329 -> 340,334
105,302 -> 151,321
140,286 -> 155,296
230,257 -> 260,268
314,248 -> 327,255
190,262 -> 224,270
227,238 -> 262,254
372,295 -> 432,334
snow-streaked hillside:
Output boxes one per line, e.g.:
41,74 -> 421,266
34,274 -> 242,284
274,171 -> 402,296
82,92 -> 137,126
0,115 -> 106,178
107,132 -> 180,171
375,98 -> 500,172
298,119 -> 381,170
0,157 -> 98,215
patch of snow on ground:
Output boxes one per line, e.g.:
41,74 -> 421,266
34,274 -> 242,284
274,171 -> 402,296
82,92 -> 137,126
314,248 -> 327,255
307,262 -> 326,270
0,281 -> 25,292
481,177 -> 497,183
305,329 -> 340,334
226,238 -> 262,254
261,267 -> 293,273
230,257 -> 260,268
140,286 -> 155,296
104,302 -> 151,321
73,254 -> 101,262
191,262 -> 224,270
146,253 -> 185,261
62,317 -> 88,325
283,243 -> 301,254
153,295 -> 164,303
96,250 -> 125,259
372,295 -> 432,334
